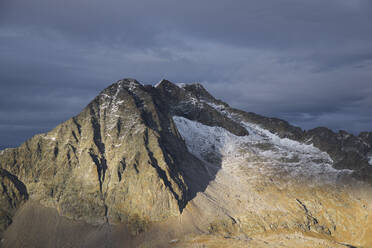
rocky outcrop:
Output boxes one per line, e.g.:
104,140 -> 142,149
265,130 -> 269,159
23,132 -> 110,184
153,79 -> 249,137
304,128 -> 371,171
359,131 -> 372,146
0,168 -> 28,234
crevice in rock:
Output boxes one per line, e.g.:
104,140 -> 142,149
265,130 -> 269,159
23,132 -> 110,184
0,168 -> 28,202
88,104 -> 108,191
296,199 -> 331,235
71,131 -> 79,143
66,150 -> 72,168
338,243 -> 358,248
53,146 -> 59,158
72,117 -> 81,135
68,144 -> 78,161
143,129 -> 185,212
117,159 -> 126,182
296,199 -> 308,214
133,162 -> 139,174
88,103 -> 109,221
89,151 -> 107,193
36,142 -> 42,158
89,105 -> 105,155
116,118 -> 122,137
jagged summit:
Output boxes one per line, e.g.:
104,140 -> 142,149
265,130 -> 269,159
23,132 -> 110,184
1,78 -> 372,247
154,78 -> 174,88
0,78 -> 226,232
154,79 -> 221,103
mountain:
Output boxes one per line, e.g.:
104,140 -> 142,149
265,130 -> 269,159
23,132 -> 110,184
1,78 -> 372,247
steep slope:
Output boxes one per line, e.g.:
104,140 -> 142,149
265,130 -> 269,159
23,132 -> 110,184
154,79 -> 372,175
0,169 -> 28,235
172,116 -> 372,247
0,78 -> 372,247
0,79 -> 210,233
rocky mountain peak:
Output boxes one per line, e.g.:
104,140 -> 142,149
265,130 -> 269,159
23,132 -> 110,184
153,79 -> 248,137
1,78 -> 372,247
154,79 -> 225,106
0,79 -> 212,232
155,78 -> 177,89
97,78 -> 144,106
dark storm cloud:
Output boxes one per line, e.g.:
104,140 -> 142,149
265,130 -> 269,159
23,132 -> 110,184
0,0 -> 372,148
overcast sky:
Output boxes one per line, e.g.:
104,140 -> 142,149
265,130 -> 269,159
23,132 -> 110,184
1,0 -> 372,149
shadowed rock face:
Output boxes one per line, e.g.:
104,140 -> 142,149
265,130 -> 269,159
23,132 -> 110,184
0,78 -> 372,247
153,80 -> 249,137
0,169 -> 28,234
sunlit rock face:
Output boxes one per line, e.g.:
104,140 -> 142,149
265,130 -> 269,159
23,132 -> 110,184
1,78 -> 372,247
0,79 -> 204,227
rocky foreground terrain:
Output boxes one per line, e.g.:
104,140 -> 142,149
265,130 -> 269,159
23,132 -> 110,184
1,79 -> 372,247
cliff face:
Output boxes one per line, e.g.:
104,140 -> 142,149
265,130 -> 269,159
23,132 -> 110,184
0,79 -> 209,230
0,169 -> 28,233
1,78 -> 372,247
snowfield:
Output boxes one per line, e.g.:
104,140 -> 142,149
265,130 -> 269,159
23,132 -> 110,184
173,115 -> 352,183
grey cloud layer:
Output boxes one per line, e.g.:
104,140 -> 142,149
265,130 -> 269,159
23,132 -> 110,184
1,0 -> 371,147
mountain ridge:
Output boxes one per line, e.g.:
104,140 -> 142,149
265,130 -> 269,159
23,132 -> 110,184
153,79 -> 372,173
1,78 -> 372,247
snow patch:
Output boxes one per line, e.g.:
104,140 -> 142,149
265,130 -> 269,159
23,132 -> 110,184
154,79 -> 166,88
204,101 -> 226,111
128,80 -> 139,91
368,155 -> 372,166
154,81 -> 162,88
173,116 -> 351,183
100,84 -> 126,131
43,136 -> 56,141
173,116 -> 236,159
154,79 -> 186,90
